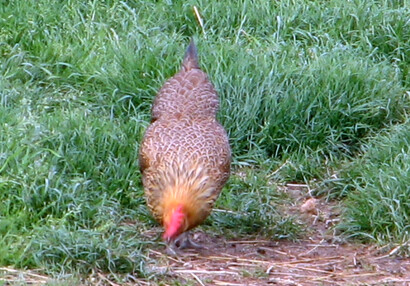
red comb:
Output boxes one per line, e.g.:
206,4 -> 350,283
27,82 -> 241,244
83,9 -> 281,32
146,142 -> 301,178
163,205 -> 185,240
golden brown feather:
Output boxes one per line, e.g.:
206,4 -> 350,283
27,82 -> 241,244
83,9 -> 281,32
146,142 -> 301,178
139,40 -> 231,248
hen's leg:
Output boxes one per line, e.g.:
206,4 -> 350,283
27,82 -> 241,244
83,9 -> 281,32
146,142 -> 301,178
174,232 -> 207,250
165,232 -> 208,255
165,241 -> 179,256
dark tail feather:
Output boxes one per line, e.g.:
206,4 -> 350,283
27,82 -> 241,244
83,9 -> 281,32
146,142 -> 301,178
182,39 -> 199,71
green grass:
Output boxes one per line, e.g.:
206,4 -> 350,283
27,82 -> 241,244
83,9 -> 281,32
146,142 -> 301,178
0,0 -> 409,283
332,119 -> 409,246
210,168 -> 301,240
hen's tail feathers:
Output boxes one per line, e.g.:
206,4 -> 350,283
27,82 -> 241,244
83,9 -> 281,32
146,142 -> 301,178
182,39 -> 199,71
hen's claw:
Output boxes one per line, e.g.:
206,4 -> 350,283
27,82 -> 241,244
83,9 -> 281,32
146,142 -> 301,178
166,232 -> 208,256
176,232 -> 207,250
165,244 -> 180,256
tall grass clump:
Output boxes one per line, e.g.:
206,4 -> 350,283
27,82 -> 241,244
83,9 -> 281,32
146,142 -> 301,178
0,85 -> 151,274
210,169 -> 301,240
207,0 -> 408,180
215,42 -> 406,180
333,119 -> 409,248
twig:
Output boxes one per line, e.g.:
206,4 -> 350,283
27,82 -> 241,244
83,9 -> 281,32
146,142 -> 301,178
286,183 -> 309,188
267,262 -> 335,275
269,159 -> 289,177
269,272 -> 323,278
191,273 -> 206,286
226,240 -> 272,244
148,249 -> 163,256
283,256 -> 343,264
373,243 -> 406,260
213,280 -> 245,286
301,238 -> 327,256
338,272 -> 386,278
209,255 -> 342,265
0,267 -> 49,283
208,256 -> 270,265
304,260 -> 344,268
269,277 -> 304,286
269,249 -> 289,256
193,6 -> 206,36
213,209 -> 240,215
279,264 -> 334,274
305,243 -> 339,247
97,272 -> 120,286
148,249 -> 183,263
0,278 -> 48,284
175,269 -> 239,276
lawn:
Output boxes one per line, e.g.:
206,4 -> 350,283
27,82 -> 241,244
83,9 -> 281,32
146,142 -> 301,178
0,0 -> 409,284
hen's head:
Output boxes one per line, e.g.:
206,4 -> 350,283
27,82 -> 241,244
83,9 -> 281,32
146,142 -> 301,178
163,204 -> 187,242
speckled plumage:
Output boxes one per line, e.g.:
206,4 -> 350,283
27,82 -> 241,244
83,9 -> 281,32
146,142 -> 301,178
139,41 -> 231,237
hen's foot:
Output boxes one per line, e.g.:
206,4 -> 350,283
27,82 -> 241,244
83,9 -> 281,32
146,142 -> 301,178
174,232 -> 208,250
165,232 -> 208,256
165,244 -> 180,256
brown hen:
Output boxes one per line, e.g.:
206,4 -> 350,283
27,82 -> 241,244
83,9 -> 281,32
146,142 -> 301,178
139,40 -> 231,253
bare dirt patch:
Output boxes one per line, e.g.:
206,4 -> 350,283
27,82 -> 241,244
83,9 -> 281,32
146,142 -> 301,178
145,233 -> 409,285
143,186 -> 410,285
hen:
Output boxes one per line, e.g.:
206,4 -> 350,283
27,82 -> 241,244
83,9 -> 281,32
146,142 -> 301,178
139,40 -> 231,254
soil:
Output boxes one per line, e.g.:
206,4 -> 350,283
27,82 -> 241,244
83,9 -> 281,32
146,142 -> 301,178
143,185 -> 410,286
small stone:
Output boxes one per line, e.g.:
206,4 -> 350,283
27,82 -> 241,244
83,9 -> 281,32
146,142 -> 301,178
257,248 -> 266,255
300,198 -> 318,215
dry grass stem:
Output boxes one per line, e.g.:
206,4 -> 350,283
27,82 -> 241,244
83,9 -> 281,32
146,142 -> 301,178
193,6 -> 206,36
175,269 -> 240,276
191,272 -> 206,286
